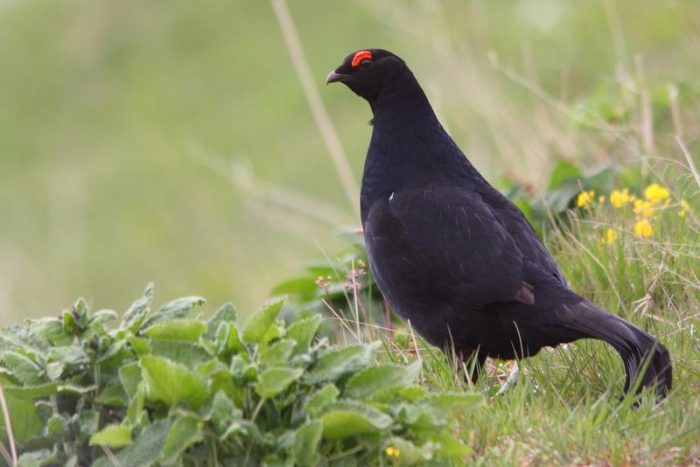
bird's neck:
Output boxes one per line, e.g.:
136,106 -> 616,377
369,70 -> 438,129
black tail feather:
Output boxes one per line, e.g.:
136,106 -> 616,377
560,301 -> 672,399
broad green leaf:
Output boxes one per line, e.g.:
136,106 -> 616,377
344,361 -> 421,400
90,424 -> 132,448
149,339 -> 211,367
1,351 -> 44,385
304,341 -> 380,384
286,314 -> 322,354
0,394 -> 43,443
140,355 -> 209,409
208,390 -> 241,434
142,296 -> 206,330
547,160 -> 581,190
160,415 -> 204,464
214,322 -> 243,355
259,339 -> 296,367
119,362 -> 142,398
372,385 -> 427,404
121,282 -> 154,331
321,402 -> 392,440
29,318 -> 70,346
48,345 -> 89,367
271,277 -> 318,301
2,382 -> 58,399
230,355 -> 257,383
144,319 -> 206,342
293,420 -> 323,467
92,418 -> 172,467
255,367 -> 303,399
126,384 -> 146,426
95,384 -> 129,407
242,297 -> 285,345
206,303 -> 237,338
306,383 -> 339,417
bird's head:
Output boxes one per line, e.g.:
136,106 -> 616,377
326,49 -> 407,102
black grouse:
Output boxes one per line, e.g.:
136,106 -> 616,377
326,49 -> 672,398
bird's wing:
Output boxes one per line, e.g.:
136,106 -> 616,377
366,184 -> 532,310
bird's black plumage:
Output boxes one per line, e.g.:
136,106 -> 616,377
327,49 -> 672,398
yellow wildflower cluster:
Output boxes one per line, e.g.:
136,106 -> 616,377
609,189 -> 631,208
576,190 -> 596,208
576,182 -> 689,244
644,183 -> 670,202
385,446 -> 400,459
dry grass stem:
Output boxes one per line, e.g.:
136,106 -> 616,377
271,0 -> 360,214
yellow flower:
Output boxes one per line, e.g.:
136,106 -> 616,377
598,195 -> 606,204
576,190 -> 595,208
385,446 -> 400,459
644,183 -> 670,203
604,228 -> 618,244
679,199 -> 689,218
633,219 -> 653,238
633,199 -> 655,218
609,189 -> 631,208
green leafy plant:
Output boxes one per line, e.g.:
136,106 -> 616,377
0,284 -> 482,466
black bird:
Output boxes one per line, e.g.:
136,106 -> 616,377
326,49 -> 672,398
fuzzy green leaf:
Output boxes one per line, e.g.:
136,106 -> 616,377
93,418 -> 172,467
304,341 -> 380,384
90,424 -> 132,448
286,314 -> 322,354
293,420 -> 323,467
119,362 -> 142,398
206,303 -> 237,337
1,351 -> 44,385
344,361 -> 421,400
143,319 -> 206,342
321,402 -> 392,440
259,339 -> 296,367
242,297 -> 285,345
160,415 -> 203,464
255,367 -> 303,398
121,282 -> 154,331
142,296 -> 206,330
140,355 -> 209,409
306,383 -> 339,417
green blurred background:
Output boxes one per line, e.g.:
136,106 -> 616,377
1,0 -> 698,323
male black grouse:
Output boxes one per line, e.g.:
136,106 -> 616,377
326,49 -> 672,398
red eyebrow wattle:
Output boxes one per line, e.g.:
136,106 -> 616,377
351,50 -> 373,68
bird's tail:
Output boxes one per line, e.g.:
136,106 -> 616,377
557,300 -> 672,399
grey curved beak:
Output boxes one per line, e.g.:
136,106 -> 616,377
325,70 -> 346,84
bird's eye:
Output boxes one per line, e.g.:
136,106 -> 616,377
359,59 -> 372,69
